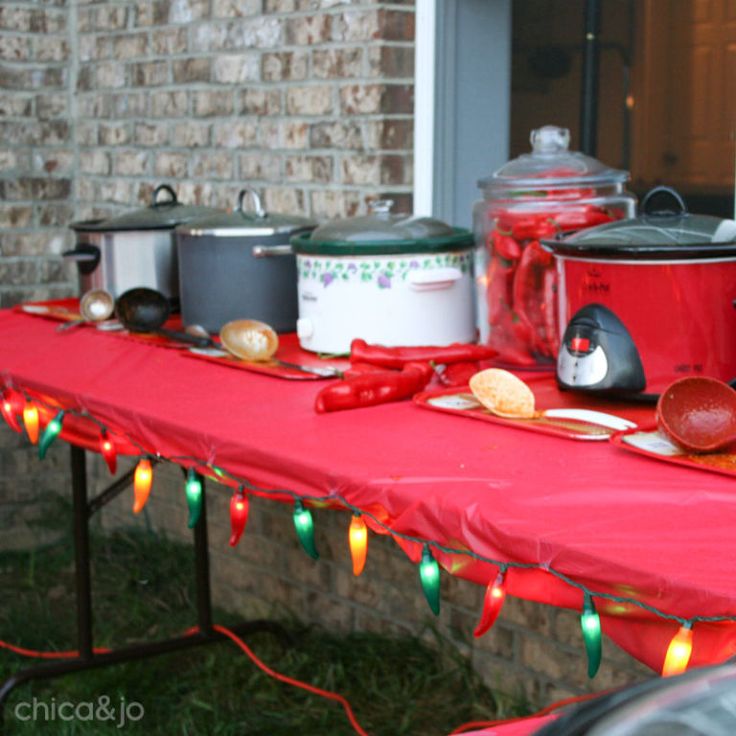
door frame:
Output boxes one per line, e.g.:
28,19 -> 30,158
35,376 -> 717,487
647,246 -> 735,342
412,0 -> 512,226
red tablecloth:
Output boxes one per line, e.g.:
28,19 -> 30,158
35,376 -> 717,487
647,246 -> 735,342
2,309 -> 736,674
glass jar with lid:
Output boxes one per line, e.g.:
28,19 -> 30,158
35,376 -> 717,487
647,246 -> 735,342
473,125 -> 636,367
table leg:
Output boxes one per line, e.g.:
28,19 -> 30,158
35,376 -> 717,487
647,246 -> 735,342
71,445 -> 93,660
194,477 -> 213,634
0,448 -> 290,726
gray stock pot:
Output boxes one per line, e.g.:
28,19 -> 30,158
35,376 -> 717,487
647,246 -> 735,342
175,187 -> 316,333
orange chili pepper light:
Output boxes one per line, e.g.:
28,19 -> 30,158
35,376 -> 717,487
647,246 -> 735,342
22,401 -> 40,444
662,623 -> 693,677
133,459 -> 153,513
474,570 -> 507,638
348,513 -> 368,576
229,488 -> 249,547
99,430 -> 117,475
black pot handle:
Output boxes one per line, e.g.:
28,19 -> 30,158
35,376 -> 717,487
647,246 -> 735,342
236,186 -> 267,219
151,184 -> 178,207
62,244 -> 100,276
641,186 -> 687,217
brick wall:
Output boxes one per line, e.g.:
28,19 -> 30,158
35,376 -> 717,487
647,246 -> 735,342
73,0 -> 414,221
1,0 -> 415,306
0,1 -> 74,309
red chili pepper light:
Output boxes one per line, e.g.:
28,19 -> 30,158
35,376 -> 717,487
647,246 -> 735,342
474,570 -> 507,637
1,390 -> 22,433
229,487 -> 249,547
22,401 -> 40,444
99,430 -> 117,475
662,623 -> 693,677
133,459 -> 153,513
348,513 -> 368,576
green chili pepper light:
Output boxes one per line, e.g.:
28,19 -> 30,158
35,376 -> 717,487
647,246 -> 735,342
293,499 -> 319,559
419,543 -> 441,615
580,592 -> 602,678
38,410 -> 65,460
185,468 -> 203,528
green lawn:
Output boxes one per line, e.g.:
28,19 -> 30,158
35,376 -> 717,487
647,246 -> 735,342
0,518 -> 528,735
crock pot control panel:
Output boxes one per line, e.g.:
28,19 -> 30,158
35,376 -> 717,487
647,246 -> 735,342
557,304 -> 646,394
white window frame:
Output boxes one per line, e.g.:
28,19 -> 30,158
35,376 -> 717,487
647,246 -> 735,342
413,0 -> 512,227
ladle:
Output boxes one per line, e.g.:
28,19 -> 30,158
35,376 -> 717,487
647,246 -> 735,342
656,376 -> 736,453
115,288 -> 213,348
469,368 -> 636,432
219,319 -> 342,378
56,289 -> 115,332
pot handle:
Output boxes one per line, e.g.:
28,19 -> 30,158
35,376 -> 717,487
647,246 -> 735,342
252,244 -> 292,258
408,267 -> 462,292
62,244 -> 100,275
151,184 -> 178,207
641,186 -> 687,217
237,186 -> 267,219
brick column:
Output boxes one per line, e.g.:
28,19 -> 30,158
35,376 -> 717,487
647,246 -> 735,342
0,1 -> 75,308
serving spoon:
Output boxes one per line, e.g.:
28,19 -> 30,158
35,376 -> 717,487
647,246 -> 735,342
219,319 -> 342,378
656,376 -> 736,453
56,289 -> 115,332
469,368 -> 636,432
115,288 -> 212,348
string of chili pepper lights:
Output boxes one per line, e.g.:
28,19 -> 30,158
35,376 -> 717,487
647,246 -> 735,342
2,384 -> 718,680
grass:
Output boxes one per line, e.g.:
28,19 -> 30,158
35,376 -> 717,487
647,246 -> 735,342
0,515 -> 529,735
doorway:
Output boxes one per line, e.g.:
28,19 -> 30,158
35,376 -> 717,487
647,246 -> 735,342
510,0 -> 736,216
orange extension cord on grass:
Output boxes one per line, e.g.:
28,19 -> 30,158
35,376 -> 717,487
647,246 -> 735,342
0,627 -> 598,735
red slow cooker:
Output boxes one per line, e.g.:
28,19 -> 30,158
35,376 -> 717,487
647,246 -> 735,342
543,187 -> 736,398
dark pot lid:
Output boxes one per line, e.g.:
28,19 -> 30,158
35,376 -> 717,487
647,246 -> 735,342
543,187 -> 736,260
176,187 -> 316,237
70,185 -> 221,232
478,126 -> 629,194
290,200 -> 474,255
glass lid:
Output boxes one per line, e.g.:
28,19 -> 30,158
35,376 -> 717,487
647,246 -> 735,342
291,200 -> 473,255
177,187 -> 316,237
478,125 -> 629,192
545,187 -> 736,258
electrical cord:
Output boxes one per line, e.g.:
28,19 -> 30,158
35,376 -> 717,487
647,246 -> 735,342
0,626 -> 604,736
0,625 -> 370,736
0,640 -> 111,659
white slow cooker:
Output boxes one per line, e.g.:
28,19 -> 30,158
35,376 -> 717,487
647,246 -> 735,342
290,201 -> 476,354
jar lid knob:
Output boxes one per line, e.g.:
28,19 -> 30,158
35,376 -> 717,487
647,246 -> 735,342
530,126 -> 571,154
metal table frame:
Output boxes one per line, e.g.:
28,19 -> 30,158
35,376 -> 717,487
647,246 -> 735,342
0,445 -> 286,724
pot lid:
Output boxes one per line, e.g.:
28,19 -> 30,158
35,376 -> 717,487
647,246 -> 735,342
544,187 -> 736,259
478,125 -> 629,193
71,185 -> 220,232
176,187 -> 316,237
291,200 -> 474,255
